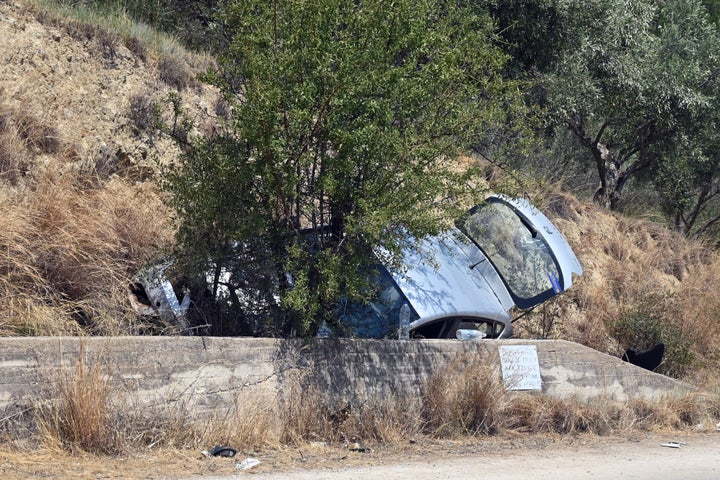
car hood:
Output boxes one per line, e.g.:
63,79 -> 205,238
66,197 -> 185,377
389,231 -> 512,328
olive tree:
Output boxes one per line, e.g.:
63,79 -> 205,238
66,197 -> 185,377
540,0 -> 720,213
163,0 -> 521,336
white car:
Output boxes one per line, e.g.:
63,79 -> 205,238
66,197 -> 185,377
330,195 -> 583,340
131,195 -> 582,340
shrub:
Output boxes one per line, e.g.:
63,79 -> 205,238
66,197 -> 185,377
128,93 -> 163,135
610,292 -> 697,377
124,35 -> 148,62
421,352 -> 506,437
158,56 -> 196,91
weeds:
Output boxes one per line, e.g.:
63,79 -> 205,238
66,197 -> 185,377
0,104 -> 60,183
422,352 -> 505,437
37,359 -> 113,453
158,56 -> 197,91
27,351 -> 720,456
0,173 -> 174,336
128,93 -> 163,135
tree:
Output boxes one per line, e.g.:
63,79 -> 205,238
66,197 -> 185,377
163,0 -> 521,336
529,0 -> 720,213
653,95 -> 720,238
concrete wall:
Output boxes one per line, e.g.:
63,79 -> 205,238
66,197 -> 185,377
0,337 -> 693,434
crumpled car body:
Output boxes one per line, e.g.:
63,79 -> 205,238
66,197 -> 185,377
329,194 -> 583,340
130,195 -> 582,340
128,260 -> 191,333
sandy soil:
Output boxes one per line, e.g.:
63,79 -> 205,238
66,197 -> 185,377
0,0 -> 217,181
1,432 -> 718,479
186,432 -> 720,480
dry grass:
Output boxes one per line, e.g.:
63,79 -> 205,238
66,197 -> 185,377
1,0 -> 719,463
0,103 -> 60,184
422,352 -> 506,437
37,358 -> 113,453
0,172 -> 174,336
510,189 -> 720,381
157,56 -> 199,91
23,350 -> 720,459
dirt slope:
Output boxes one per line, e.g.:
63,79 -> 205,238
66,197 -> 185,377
0,0 -> 217,180
1,0 -> 719,373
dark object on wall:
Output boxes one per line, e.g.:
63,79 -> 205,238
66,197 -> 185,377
622,343 -> 665,371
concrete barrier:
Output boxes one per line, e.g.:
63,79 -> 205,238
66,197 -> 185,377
0,337 -> 693,434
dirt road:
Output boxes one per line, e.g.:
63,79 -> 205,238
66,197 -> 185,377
176,433 -> 720,480
2,433 -> 717,478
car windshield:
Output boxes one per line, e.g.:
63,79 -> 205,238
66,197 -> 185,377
332,266 -> 417,338
459,200 -> 563,308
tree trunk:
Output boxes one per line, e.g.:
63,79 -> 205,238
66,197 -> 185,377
591,143 -> 621,209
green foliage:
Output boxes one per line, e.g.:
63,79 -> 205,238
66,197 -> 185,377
487,0 -> 567,77
514,0 -> 720,241
164,0 -> 522,336
611,293 -> 696,378
703,0 -> 720,24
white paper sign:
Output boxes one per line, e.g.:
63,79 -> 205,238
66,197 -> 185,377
499,345 -> 542,391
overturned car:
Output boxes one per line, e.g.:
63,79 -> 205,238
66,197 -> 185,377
129,195 -> 582,339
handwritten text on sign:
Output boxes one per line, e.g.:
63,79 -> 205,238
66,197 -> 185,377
499,345 -> 542,391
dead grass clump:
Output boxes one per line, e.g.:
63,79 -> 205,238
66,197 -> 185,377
191,394 -> 281,451
625,394 -> 719,431
37,359 -> 115,454
421,352 -> 506,437
31,177 -> 173,333
114,403 -> 205,451
14,110 -> 61,155
278,380 -> 335,445
272,372 -> 425,447
124,35 -> 148,62
503,395 -> 619,435
540,398 -> 611,435
158,56 -> 197,91
670,257 -> 720,356
343,397 -> 424,444
0,173 -> 174,335
0,104 -> 62,183
503,393 -> 720,436
0,124 -> 31,184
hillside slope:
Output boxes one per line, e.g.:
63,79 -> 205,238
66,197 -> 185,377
0,1 -> 218,335
0,1 -> 718,382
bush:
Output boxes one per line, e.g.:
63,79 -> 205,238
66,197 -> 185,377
610,292 -> 696,377
158,56 -> 196,91
128,93 -> 163,135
